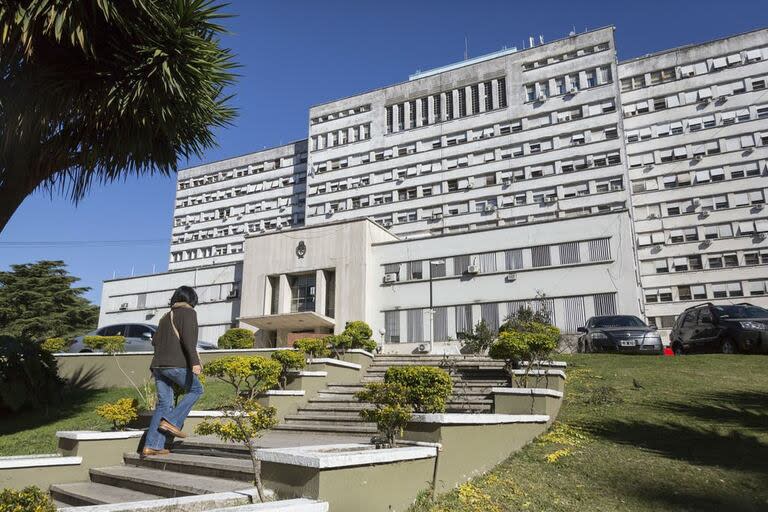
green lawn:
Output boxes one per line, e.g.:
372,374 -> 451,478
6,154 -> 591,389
410,354 -> 768,512
0,380 -> 232,456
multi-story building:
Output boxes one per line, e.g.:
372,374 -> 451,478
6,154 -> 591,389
98,26 -> 768,349
620,30 -> 768,330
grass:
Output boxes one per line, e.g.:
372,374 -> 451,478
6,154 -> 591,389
410,354 -> 768,512
0,379 -> 232,456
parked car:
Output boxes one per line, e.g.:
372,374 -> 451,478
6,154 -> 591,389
577,315 -> 663,354
670,302 -> 768,355
69,323 -> 218,353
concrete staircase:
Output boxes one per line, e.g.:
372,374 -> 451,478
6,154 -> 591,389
273,354 -> 509,436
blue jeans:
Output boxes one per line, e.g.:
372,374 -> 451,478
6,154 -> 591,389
145,367 -> 204,450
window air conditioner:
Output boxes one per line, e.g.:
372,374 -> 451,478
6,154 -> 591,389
699,210 -> 710,218
648,213 -> 658,219
484,204 -> 497,213
568,86 -> 579,95
716,95 -> 728,103
383,273 -> 398,284
692,155 -> 703,163
431,212 -> 443,220
701,239 -> 712,247
415,343 -> 429,353
502,177 -> 513,186
543,196 -> 558,204
466,265 -> 480,274
506,273 -> 517,282
119,303 -> 128,311
382,220 -> 393,228
227,289 -> 239,299
537,93 -> 547,102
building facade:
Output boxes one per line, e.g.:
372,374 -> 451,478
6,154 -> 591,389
98,26 -> 768,348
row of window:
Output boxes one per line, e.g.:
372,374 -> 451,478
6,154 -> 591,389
174,195 -> 304,228
384,78 -> 507,134
309,127 -> 620,200
521,41 -> 610,71
640,188 -> 766,220
645,279 -> 768,303
310,123 -> 371,151
626,104 -> 768,143
382,238 -> 611,283
524,66 -> 613,102
622,73 -> 766,117
176,175 -> 305,210
627,131 -> 768,169
172,213 -> 305,245
311,104 -> 370,125
177,153 -> 307,191
382,292 -> 617,341
171,242 -> 244,263
620,46 -> 765,93
631,160 -> 763,195
637,217 -> 768,247
641,249 -> 768,275
312,98 -> 617,175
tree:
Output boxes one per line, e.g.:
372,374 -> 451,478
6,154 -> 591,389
218,328 -> 255,349
0,260 -> 98,341
490,323 -> 560,387
458,319 -> 496,354
203,356 -> 281,400
355,382 -> 412,448
0,0 -> 237,232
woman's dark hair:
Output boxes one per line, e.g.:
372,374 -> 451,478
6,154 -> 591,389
170,286 -> 198,307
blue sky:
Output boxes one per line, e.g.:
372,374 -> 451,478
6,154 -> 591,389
1,0 -> 766,304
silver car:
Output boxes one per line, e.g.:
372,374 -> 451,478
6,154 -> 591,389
69,323 -> 219,353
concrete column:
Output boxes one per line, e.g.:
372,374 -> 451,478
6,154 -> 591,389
278,274 -> 291,314
464,86 -> 472,115
451,90 -> 460,119
491,79 -> 500,110
427,95 -> 435,124
263,276 -> 273,315
392,104 -> 400,132
478,83 -> 487,113
415,98 -> 423,127
315,269 -> 327,316
439,92 -> 447,121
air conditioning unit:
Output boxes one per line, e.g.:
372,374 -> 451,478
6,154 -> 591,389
227,288 -> 239,299
644,164 -> 655,171
382,220 -> 393,228
716,95 -> 728,103
699,97 -> 710,104
466,265 -> 480,275
701,239 -> 712,247
431,212 -> 443,221
484,204 -> 497,213
543,196 -> 558,204
415,343 -> 429,353
699,210 -> 710,218
383,273 -> 398,284
119,303 -> 128,311
757,233 -> 767,241
506,273 -> 518,282
502,177 -> 513,186
744,147 -> 755,154
648,213 -> 659,219
692,155 -> 703,163
568,86 -> 579,95
537,93 -> 547,102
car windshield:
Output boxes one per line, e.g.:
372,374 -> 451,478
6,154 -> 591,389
591,316 -> 646,328
714,305 -> 768,319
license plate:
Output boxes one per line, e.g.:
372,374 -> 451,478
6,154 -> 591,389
620,340 -> 636,347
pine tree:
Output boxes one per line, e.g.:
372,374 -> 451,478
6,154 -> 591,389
0,260 -> 99,341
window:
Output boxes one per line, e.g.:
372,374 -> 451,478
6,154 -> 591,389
408,261 -> 423,280
453,255 -> 471,275
385,311 -> 400,343
504,249 -> 523,270
724,254 -> 739,267
689,255 -> 703,270
531,246 -> 551,267
480,303 -> 500,333
655,260 -> 670,273
455,305 -> 473,336
407,309 -> 424,342
692,285 -> 707,300
749,281 -> 768,296
678,286 -> 692,301
744,252 -> 760,266
559,242 -> 581,265
498,78 -> 507,108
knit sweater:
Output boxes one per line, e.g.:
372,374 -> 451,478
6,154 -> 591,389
150,303 -> 201,368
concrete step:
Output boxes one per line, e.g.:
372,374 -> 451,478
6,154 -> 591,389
89,465 -> 251,498
49,482 -> 162,507
273,423 -> 378,434
123,452 -> 253,482
283,412 -> 363,422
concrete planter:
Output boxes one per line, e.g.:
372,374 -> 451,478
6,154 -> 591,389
0,454 -> 83,489
492,387 -> 563,418
256,443 -> 436,512
305,358 -> 361,385
506,369 -> 567,392
404,414 -> 551,491
337,349 -> 374,373
257,390 -> 307,421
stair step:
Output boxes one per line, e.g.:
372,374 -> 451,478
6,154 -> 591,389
49,482 -> 162,507
123,452 -> 253,482
274,423 -> 378,434
284,413 -> 363,422
89,465 -> 251,498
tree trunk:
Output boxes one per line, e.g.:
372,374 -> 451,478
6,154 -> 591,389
0,177 -> 37,233
247,444 -> 266,502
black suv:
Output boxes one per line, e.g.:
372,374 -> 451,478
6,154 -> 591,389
670,303 -> 768,355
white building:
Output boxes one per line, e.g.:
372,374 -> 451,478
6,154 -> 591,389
98,26 -> 768,349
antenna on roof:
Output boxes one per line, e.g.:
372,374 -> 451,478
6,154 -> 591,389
529,36 -> 535,48
569,26 -> 576,36
464,35 -> 469,60
539,35 -> 544,45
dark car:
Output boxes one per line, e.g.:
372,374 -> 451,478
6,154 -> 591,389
670,302 -> 768,355
69,323 -> 219,353
577,315 -> 663,354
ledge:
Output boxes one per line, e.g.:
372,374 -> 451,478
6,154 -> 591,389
510,369 -> 567,379
0,454 -> 82,469
261,390 -> 306,396
256,443 -> 436,469
56,431 -> 145,441
491,387 -> 564,398
207,499 -> 329,512
410,413 -> 550,425
288,370 -> 328,377
345,349 -> 375,358
308,358 -> 362,370
58,489 -> 269,512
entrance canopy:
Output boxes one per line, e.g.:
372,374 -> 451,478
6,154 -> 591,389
239,311 -> 335,331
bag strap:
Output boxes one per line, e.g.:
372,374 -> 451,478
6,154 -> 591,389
169,309 -> 181,341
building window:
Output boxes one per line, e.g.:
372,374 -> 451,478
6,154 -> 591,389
407,309 -> 424,342
593,293 -> 617,316
433,307 -> 448,341
559,242 -> 581,265
455,305 -> 473,337
480,303 -> 500,333
430,260 -> 446,278
531,245 -> 552,267
504,249 -> 523,270
453,255 -> 471,275
478,253 -> 497,273
498,78 -> 507,108
289,274 -> 316,313
385,311 -> 400,343
408,261 -> 423,280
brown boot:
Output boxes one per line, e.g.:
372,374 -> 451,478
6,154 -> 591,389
159,419 -> 187,438
141,447 -> 170,457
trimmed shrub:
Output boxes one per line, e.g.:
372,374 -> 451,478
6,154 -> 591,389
40,337 -> 68,353
217,328 -> 255,349
458,320 -> 496,354
203,356 -> 281,399
293,337 -> 330,359
490,322 -> 560,386
0,336 -> 62,412
95,398 -> 139,430
385,366 -> 453,413
355,382 -> 412,448
271,350 -> 307,389
83,335 -> 125,354
0,485 -> 56,512
327,321 -> 378,355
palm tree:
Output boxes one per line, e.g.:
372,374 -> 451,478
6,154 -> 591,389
0,0 -> 237,232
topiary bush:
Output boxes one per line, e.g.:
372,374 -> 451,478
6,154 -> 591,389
40,337 -> 68,353
95,397 -> 139,430
0,485 -> 56,512
458,319 -> 496,354
490,321 -> 560,387
293,337 -> 330,359
0,335 -> 62,412
355,382 -> 412,448
326,321 -> 378,356
203,356 -> 281,399
83,335 -> 125,353
384,366 -> 453,413
217,328 -> 255,349
271,350 -> 306,389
